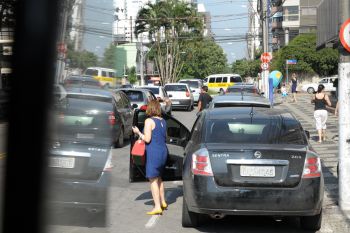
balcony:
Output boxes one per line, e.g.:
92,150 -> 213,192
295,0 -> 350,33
271,6 -> 283,15
272,21 -> 282,30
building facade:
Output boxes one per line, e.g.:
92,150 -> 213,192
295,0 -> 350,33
247,0 -> 261,60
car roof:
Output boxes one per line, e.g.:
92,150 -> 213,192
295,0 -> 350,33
66,75 -> 95,79
212,94 -> 268,103
206,107 -> 295,121
65,87 -> 113,98
179,79 -> 201,82
228,84 -> 255,88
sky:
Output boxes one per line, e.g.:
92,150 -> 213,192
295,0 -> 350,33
198,0 -> 249,63
82,0 -> 249,64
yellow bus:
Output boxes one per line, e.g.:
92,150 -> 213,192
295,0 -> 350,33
203,73 -> 243,94
85,67 -> 117,88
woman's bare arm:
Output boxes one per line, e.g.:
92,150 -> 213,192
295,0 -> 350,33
325,95 -> 332,106
142,118 -> 154,143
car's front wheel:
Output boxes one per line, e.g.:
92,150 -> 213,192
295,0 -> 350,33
307,87 -> 315,94
115,128 -> 124,148
300,209 -> 322,231
182,197 -> 202,227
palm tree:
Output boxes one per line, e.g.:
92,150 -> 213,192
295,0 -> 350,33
135,0 -> 203,84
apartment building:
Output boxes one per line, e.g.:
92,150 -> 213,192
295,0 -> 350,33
247,0 -> 261,60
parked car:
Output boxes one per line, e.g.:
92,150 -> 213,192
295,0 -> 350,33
181,107 -> 323,230
225,83 -> 260,96
138,86 -> 172,115
164,83 -> 194,111
302,76 -> 338,94
48,87 -> 127,225
208,94 -> 271,108
117,88 -> 157,110
178,79 -> 202,103
63,75 -> 102,89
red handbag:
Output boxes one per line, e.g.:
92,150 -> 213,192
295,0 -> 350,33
131,139 -> 146,166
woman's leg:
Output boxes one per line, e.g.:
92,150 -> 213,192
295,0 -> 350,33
158,178 -> 166,206
318,129 -> 323,143
149,177 -> 161,211
293,92 -> 297,102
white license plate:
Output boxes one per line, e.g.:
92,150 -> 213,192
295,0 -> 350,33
172,101 -> 180,104
49,157 -> 75,169
240,165 -> 275,177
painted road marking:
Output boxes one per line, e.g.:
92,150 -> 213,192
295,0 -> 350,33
145,191 -> 173,229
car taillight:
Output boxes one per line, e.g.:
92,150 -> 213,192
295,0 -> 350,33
192,148 -> 213,176
103,151 -> 113,172
140,105 -> 148,111
186,91 -> 190,97
302,150 -> 321,178
108,111 -> 116,125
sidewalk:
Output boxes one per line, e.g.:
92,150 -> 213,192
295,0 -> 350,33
274,93 -> 350,233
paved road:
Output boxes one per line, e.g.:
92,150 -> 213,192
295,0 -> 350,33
47,99 -> 350,233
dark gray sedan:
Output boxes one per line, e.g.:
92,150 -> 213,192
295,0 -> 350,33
182,107 -> 324,230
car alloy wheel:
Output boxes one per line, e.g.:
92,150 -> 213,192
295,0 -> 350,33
307,87 -> 315,94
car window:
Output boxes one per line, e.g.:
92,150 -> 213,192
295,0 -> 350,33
222,77 -> 227,83
85,69 -> 98,76
319,79 -> 327,83
190,114 -> 204,143
164,85 -> 187,92
143,87 -> 159,95
102,71 -> 107,77
231,76 -> 242,83
124,90 -> 145,102
108,72 -> 115,78
215,77 -> 223,83
179,80 -> 200,88
209,77 -> 215,83
120,92 -> 131,108
206,118 -> 306,145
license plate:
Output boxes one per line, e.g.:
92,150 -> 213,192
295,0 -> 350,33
49,157 -> 75,168
172,101 -> 180,104
240,165 -> 275,177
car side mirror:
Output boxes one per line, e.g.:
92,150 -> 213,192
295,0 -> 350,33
132,104 -> 138,109
168,94 -> 173,98
305,130 -> 310,139
192,90 -> 196,93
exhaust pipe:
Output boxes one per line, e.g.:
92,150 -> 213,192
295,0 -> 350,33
210,212 -> 225,219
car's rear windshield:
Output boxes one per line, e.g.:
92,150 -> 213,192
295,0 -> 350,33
206,118 -> 306,145
165,85 -> 187,92
227,86 -> 256,93
143,87 -> 159,94
179,80 -> 200,88
213,103 -> 270,108
123,90 -> 144,102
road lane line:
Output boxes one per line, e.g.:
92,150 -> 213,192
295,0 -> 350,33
144,191 -> 174,229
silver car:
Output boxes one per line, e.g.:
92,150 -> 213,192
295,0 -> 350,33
117,88 -> 157,110
138,86 -> 172,115
178,79 -> 202,103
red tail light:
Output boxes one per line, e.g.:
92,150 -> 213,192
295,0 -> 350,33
140,105 -> 148,111
302,151 -> 321,178
192,148 -> 213,176
108,111 -> 116,125
186,91 -> 190,97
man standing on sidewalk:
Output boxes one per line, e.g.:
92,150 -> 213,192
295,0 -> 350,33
197,86 -> 212,113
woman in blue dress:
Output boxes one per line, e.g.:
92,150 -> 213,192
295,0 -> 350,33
132,100 -> 168,215
291,73 -> 298,103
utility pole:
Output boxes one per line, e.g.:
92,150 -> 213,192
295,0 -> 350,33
140,36 -> 145,86
338,0 -> 350,212
262,0 -> 269,99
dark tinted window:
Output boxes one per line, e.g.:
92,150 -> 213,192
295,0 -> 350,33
179,80 -> 200,88
164,85 -> 187,92
209,77 -> 215,83
102,71 -> 107,77
215,77 -> 223,83
108,72 -> 115,77
85,69 -> 98,76
230,76 -> 242,83
123,90 -> 145,102
227,86 -> 256,94
222,77 -> 227,83
143,87 -> 159,94
206,118 -> 306,145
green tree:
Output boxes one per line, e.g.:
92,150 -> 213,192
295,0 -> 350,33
126,66 -> 137,84
179,39 -> 228,79
232,59 -> 260,78
101,43 -> 116,69
135,0 -> 203,83
66,43 -> 98,70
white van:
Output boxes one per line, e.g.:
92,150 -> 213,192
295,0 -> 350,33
203,73 -> 243,94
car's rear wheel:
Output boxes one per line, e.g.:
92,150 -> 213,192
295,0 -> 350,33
300,209 -> 322,231
115,128 -> 124,148
307,87 -> 315,94
182,197 -> 202,227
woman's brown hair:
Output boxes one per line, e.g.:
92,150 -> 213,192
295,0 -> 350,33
146,100 -> 162,117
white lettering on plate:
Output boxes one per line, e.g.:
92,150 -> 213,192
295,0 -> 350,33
212,153 -> 230,158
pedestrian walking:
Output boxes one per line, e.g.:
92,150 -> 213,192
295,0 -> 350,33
311,84 -> 332,143
197,86 -> 212,113
281,83 -> 288,103
132,100 -> 168,215
290,73 -> 298,103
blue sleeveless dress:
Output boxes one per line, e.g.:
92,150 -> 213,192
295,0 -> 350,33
145,117 -> 168,179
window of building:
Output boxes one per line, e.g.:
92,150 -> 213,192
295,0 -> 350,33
283,6 -> 299,21
301,8 -> 317,16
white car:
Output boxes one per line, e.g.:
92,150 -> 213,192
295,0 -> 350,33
138,86 -> 172,115
302,77 -> 337,94
178,79 -> 202,103
164,83 -> 194,111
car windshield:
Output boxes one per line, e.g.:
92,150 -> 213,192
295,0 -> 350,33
179,81 -> 200,88
85,69 -> 98,76
165,85 -> 187,92
143,87 -> 159,94
206,118 -> 306,145
123,90 -> 144,102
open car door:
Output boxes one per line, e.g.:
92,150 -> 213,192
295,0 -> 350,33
129,109 -> 190,182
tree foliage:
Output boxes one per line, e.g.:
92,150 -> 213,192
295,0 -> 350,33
271,34 -> 338,78
0,1 -> 16,30
66,42 -> 98,70
101,43 -> 116,69
231,59 -> 260,78
135,0 -> 203,84
179,39 -> 227,79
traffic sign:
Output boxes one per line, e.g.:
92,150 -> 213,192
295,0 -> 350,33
261,62 -> 269,70
340,18 -> 350,53
260,52 -> 272,63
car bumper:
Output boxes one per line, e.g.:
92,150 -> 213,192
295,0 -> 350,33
193,93 -> 200,102
47,171 -> 110,210
170,99 -> 191,109
183,175 -> 323,216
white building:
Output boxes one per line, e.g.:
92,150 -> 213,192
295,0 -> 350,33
282,0 -> 300,45
247,0 -> 261,60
